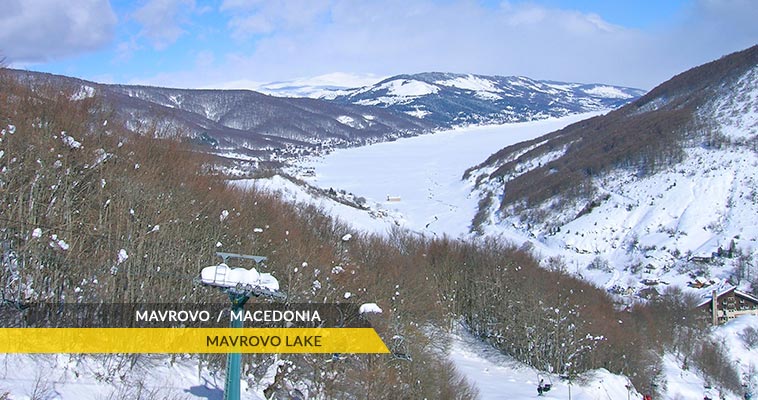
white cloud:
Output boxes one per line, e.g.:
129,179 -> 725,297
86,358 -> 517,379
219,0 -> 264,11
0,0 -> 116,62
133,0 -> 196,50
221,0 -> 331,40
136,0 -> 758,90
211,1 -> 645,86
194,50 -> 215,68
115,38 -> 141,62
624,0 -> 758,88
228,14 -> 275,36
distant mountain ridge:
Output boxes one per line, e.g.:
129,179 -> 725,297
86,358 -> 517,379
327,72 -> 645,126
104,83 -> 434,147
252,72 -> 386,98
5,69 -> 643,166
6,70 -> 435,165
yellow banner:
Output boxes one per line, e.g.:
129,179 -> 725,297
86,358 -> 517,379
0,328 -> 389,354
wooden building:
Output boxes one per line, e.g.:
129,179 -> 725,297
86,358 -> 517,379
698,287 -> 758,326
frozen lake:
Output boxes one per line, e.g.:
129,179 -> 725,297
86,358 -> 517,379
298,112 -> 601,237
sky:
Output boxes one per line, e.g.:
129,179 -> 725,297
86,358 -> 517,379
1,0 -> 756,91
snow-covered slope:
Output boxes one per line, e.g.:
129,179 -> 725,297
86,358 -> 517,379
661,315 -> 758,400
449,325 -> 640,400
0,353 -> 299,399
471,144 -> 758,297
328,72 -> 645,127
464,45 -> 758,294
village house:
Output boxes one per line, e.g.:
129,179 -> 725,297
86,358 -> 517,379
698,287 -> 758,326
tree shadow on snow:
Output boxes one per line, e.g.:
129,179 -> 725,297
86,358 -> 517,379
185,382 -> 224,400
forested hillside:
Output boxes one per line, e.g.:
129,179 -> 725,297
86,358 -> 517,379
467,45 -> 758,221
6,69 -> 435,167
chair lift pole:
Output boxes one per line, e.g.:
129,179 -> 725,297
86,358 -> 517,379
224,291 -> 250,400
201,252 -> 281,400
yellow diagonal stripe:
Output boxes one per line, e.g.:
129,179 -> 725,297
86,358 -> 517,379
0,328 -> 390,354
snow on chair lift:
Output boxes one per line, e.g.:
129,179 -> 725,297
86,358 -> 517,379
199,253 -> 285,300
358,303 -> 383,314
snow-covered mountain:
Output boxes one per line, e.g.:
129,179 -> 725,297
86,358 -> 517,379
251,72 -> 386,98
327,72 -> 645,127
465,45 -> 758,288
6,69 -> 642,167
103,84 -> 434,151
6,70 -> 435,165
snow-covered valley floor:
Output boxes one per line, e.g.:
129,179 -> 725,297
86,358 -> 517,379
291,112 -> 603,238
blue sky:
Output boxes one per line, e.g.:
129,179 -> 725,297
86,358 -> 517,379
2,0 -> 756,90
